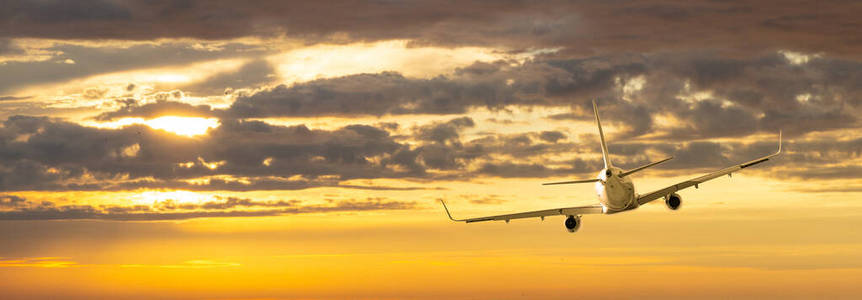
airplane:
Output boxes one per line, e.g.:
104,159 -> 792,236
440,99 -> 781,233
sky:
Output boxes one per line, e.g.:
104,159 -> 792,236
1,0 -> 861,299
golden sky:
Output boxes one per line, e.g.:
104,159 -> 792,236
1,1 -> 862,299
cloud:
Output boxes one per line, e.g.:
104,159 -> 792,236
224,60 -> 620,118
0,41 -> 269,93
2,103 -> 859,194
94,100 -> 217,120
3,0 -> 131,24
415,117 -> 475,144
477,162 -> 563,178
120,260 -> 240,269
1,45 -> 861,191
225,72 -> 498,117
0,195 -> 26,207
221,51 -> 860,140
0,111 -> 588,190
1,1 -> 859,59
539,131 -> 566,143
0,195 -> 416,221
0,257 -> 79,268
0,96 -> 31,101
0,115 -> 490,190
0,116 -> 413,190
8,108 -> 855,194
0,38 -> 23,55
182,59 -> 277,96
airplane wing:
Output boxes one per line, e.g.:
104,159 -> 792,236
636,132 -> 782,206
440,200 -> 604,223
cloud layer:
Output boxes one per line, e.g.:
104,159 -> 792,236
0,0 -> 860,221
2,1 -> 860,57
0,194 -> 415,221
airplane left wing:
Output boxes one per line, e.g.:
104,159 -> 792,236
637,131 -> 782,206
440,200 -> 604,223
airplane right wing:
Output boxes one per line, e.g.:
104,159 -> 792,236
637,131 -> 782,205
440,200 -> 604,223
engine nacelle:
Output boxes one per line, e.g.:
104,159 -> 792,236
564,215 -> 581,233
665,193 -> 682,210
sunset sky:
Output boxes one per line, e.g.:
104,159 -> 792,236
1,1 -> 862,299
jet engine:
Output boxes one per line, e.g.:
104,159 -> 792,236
564,215 -> 581,233
665,193 -> 682,210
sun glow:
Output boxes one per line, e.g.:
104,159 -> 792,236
134,190 -> 210,205
268,40 -> 507,83
145,116 -> 219,136
88,116 -> 220,137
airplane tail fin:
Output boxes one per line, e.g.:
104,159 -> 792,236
593,99 -> 612,169
619,156 -> 673,177
543,99 -> 614,186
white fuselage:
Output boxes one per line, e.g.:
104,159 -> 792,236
595,167 -> 637,214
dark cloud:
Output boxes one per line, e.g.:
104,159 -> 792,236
2,0 -> 132,24
409,117 -> 575,172
0,111 -> 605,190
0,116 -> 412,190
0,195 -> 416,221
228,51 -> 860,139
666,100 -> 759,139
225,71 -> 527,117
0,0 -> 533,41
225,60 -> 621,118
0,114 -> 511,190
0,38 -> 22,55
545,112 -> 585,121
539,131 -> 566,143
467,132 -> 850,180
0,96 -> 31,101
1,46 -> 860,191
94,100 -> 216,120
0,42 -> 269,93
0,195 -> 26,207
183,59 -> 277,96
467,133 -> 576,160
0,108 -> 855,193
415,117 -> 475,144
477,162 -> 558,178
36,177 -> 435,192
1,1 -> 860,59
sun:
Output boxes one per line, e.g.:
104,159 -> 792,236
143,116 -> 220,137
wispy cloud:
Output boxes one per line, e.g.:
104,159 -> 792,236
0,195 -> 416,221
120,260 -> 240,269
0,257 -> 79,268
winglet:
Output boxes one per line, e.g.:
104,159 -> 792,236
593,99 -> 612,168
439,200 -> 465,222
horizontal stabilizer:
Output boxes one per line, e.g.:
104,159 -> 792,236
620,156 -> 673,177
542,178 -> 601,186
